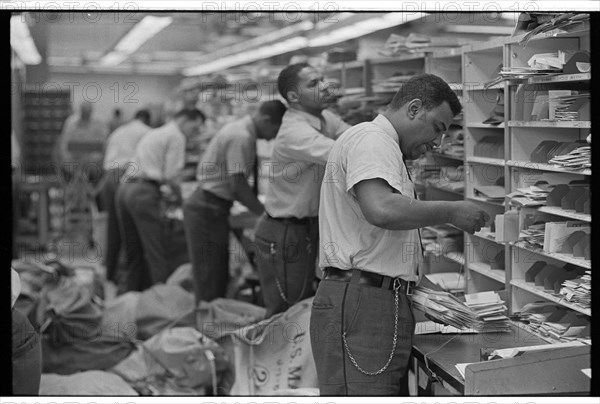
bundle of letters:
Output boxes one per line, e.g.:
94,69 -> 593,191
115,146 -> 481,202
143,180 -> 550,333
545,93 -> 590,122
514,302 -> 590,342
560,271 -> 591,309
517,223 -> 545,249
412,288 -> 509,331
507,184 -> 551,207
527,50 -> 577,71
484,65 -> 558,88
516,13 -> 590,46
548,144 -> 591,169
463,291 -> 510,332
379,33 -> 463,56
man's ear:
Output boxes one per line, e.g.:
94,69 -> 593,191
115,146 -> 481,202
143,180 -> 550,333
407,99 -> 423,118
286,88 -> 299,103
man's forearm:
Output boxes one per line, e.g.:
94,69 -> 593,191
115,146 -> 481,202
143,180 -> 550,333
230,174 -> 264,216
377,195 -> 455,231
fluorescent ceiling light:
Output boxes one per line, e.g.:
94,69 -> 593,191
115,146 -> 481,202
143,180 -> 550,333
99,15 -> 172,66
182,21 -> 314,77
308,12 -> 425,48
445,25 -> 514,35
10,16 -> 42,65
183,37 -> 308,76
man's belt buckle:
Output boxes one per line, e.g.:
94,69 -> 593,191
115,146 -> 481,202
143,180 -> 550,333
406,281 -> 414,296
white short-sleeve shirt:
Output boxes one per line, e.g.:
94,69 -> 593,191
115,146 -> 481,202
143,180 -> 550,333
128,120 -> 186,182
318,114 -> 422,280
196,115 -> 257,201
264,108 -> 350,218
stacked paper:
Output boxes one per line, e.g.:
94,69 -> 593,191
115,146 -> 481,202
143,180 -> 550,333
560,271 -> 591,309
484,66 -> 560,88
528,50 -> 576,70
514,302 -> 590,342
517,13 -> 590,46
412,287 -> 481,330
473,185 -> 505,202
518,223 -> 546,249
425,273 -> 465,294
379,33 -> 463,56
548,145 -> 591,170
508,184 -> 551,207
412,288 -> 508,331
543,92 -> 590,122
464,291 -> 510,332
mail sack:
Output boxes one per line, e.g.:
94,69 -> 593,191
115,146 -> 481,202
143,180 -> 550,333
218,297 -> 317,395
196,298 -> 266,340
34,276 -> 103,345
112,327 -> 228,391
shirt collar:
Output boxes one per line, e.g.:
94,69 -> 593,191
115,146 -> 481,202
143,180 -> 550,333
287,108 -> 323,131
373,114 -> 400,146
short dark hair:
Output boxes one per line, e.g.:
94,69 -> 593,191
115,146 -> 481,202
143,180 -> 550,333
134,109 -> 151,125
389,74 -> 462,116
174,108 -> 206,122
277,62 -> 311,101
259,100 -> 287,124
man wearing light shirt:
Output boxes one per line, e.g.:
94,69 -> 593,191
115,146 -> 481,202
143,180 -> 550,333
100,109 -> 151,284
310,74 -> 490,395
184,100 -> 286,304
254,63 -> 350,317
115,108 -> 205,292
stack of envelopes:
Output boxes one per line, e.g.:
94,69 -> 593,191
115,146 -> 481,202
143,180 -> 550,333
548,144 -> 591,170
560,271 -> 591,309
412,288 -> 509,331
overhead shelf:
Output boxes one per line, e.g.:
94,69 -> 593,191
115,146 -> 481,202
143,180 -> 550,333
467,196 -> 505,207
510,242 -> 591,269
510,280 -> 591,316
466,83 -> 504,91
537,206 -> 591,222
466,122 -> 505,128
508,121 -> 591,129
369,53 -> 427,65
506,160 -> 591,176
466,157 -> 505,166
468,261 -> 505,283
527,72 -> 590,84
471,230 -> 502,244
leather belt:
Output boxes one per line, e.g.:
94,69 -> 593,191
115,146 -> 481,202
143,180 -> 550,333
324,267 -> 415,295
266,213 -> 318,226
126,177 -> 161,187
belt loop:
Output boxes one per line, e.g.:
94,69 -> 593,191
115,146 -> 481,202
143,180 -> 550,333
350,269 -> 361,285
381,276 -> 392,290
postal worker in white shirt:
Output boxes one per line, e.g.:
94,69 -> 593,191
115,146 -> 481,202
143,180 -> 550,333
100,109 -> 151,285
254,63 -> 350,317
311,74 -> 490,395
184,100 -> 286,304
116,108 -> 205,292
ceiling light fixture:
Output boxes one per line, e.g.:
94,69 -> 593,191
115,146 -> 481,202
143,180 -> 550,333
183,20 -> 315,76
99,15 -> 173,66
183,36 -> 308,76
308,12 -> 425,48
10,16 -> 42,65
